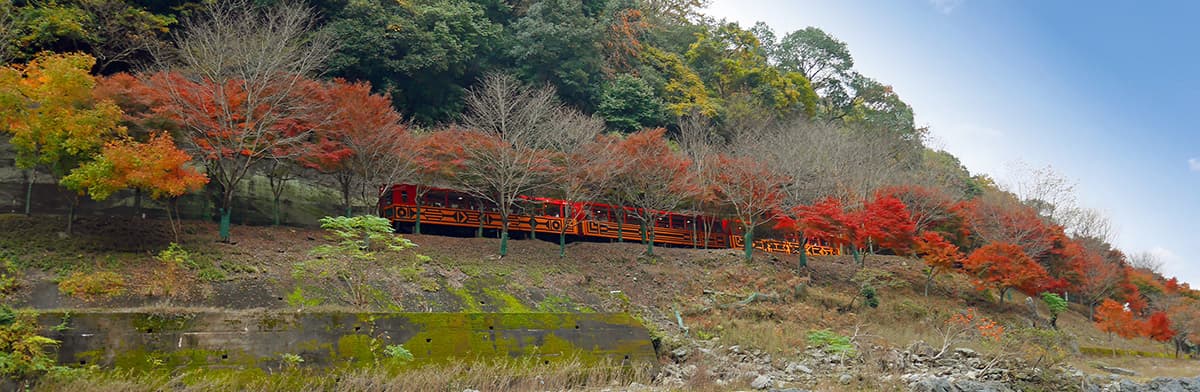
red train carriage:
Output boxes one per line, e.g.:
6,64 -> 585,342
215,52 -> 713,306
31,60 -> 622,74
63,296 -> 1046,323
379,184 -> 839,256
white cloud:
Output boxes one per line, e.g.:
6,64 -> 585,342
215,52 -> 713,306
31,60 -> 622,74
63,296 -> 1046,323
1189,157 -> 1200,172
1149,246 -> 1180,263
928,0 -> 963,14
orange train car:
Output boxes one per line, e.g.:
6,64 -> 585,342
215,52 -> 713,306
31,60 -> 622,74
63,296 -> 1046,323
379,184 -> 839,256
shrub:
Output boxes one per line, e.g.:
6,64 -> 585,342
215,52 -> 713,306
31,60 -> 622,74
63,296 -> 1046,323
806,329 -> 857,358
0,306 -> 64,381
384,344 -> 414,363
292,216 -> 420,307
58,271 -> 126,301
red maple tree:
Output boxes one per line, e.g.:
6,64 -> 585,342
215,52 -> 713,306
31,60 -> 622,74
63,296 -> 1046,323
710,153 -> 789,261
611,128 -> 698,256
962,242 -> 1049,302
304,79 -> 411,216
860,193 -> 917,255
1146,312 -> 1177,343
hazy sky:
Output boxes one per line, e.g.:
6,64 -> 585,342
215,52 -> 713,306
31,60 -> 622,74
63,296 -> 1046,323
705,1 -> 1200,285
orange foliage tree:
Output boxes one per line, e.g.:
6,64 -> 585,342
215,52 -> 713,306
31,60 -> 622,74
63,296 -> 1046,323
1071,246 -> 1125,320
962,242 -> 1049,303
0,52 -> 125,232
146,71 -> 327,242
710,153 -> 789,261
63,133 -> 208,240
408,129 -> 469,235
305,79 -> 412,217
914,231 -> 962,296
1094,298 -> 1146,352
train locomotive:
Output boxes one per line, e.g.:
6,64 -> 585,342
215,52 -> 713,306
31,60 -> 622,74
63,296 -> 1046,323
379,184 -> 839,256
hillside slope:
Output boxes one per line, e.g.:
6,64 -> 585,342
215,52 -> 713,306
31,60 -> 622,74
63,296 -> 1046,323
1,214 -> 1194,391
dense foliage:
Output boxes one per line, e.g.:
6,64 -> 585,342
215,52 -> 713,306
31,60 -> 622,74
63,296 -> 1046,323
2,0 -> 1199,358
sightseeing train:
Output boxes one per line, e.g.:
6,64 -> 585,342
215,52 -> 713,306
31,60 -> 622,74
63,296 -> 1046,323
378,184 -> 840,256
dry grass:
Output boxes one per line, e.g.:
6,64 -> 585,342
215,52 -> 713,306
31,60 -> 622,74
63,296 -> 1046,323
33,357 -> 653,392
1068,355 -> 1200,380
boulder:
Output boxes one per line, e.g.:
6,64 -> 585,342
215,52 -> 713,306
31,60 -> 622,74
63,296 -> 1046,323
751,374 -> 772,390
671,347 -> 689,361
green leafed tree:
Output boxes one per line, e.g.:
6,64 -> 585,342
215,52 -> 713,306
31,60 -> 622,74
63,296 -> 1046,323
0,52 -> 124,233
323,0 -> 500,124
684,22 -> 818,121
597,73 -> 666,132
507,0 -> 604,109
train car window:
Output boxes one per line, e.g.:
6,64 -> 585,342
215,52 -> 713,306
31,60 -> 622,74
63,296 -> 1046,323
449,194 -> 466,209
712,219 -> 727,234
425,191 -> 449,207
400,190 -> 408,203
671,215 -> 687,229
655,215 -> 670,228
592,206 -> 612,221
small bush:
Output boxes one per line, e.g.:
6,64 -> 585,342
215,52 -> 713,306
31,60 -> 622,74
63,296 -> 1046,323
58,271 -> 126,301
0,306 -> 65,381
280,353 -> 304,368
156,243 -> 193,268
384,344 -> 414,363
806,329 -> 857,357
0,258 -> 20,298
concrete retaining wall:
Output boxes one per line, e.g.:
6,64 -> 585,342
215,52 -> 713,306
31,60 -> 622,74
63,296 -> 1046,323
38,311 -> 657,370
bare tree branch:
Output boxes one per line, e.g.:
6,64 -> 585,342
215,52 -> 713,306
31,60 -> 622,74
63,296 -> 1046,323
149,0 -> 333,240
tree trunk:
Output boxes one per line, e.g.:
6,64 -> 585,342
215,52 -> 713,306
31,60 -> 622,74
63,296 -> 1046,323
414,205 -> 422,234
691,218 -> 697,249
499,214 -> 509,257
134,188 -> 143,217
339,177 -> 353,218
24,170 -> 34,216
646,224 -> 655,256
272,195 -> 281,226
798,235 -> 808,271
703,219 -> 713,250
559,204 -> 571,258
639,221 -> 647,244
743,218 -> 754,262
218,207 -> 231,244
924,267 -> 934,297
529,213 -> 537,240
166,198 -> 181,243
65,194 -> 78,235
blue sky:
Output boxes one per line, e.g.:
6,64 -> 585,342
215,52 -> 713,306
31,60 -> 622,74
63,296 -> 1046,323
705,1 -> 1200,285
